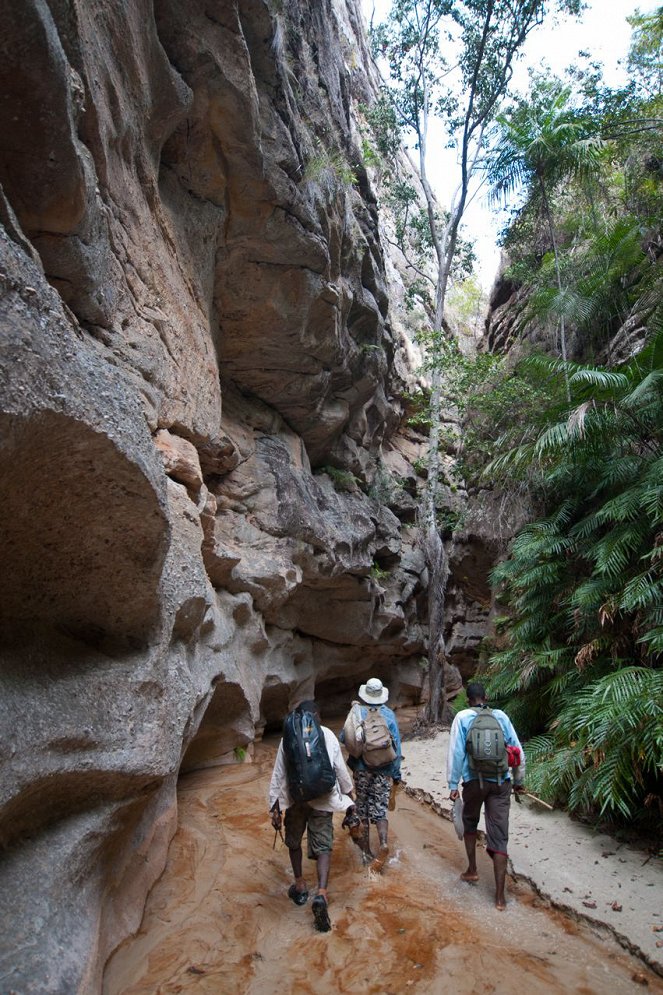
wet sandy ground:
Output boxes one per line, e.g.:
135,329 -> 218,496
103,740 -> 663,994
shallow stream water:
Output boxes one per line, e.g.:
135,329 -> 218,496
103,739 -> 663,994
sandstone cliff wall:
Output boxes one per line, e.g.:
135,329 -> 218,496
0,1 -> 439,990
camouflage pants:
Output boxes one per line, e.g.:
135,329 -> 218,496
354,769 -> 392,823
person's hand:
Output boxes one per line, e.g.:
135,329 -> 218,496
349,789 -> 356,802
270,809 -> 282,830
513,783 -> 525,795
449,789 -> 460,801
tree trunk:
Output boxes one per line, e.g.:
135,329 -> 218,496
424,521 -> 453,725
539,175 -> 571,399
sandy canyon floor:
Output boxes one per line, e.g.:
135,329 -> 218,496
103,735 -> 663,995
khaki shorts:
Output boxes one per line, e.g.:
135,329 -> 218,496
284,803 -> 334,858
461,779 -> 512,856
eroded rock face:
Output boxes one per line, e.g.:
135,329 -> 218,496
0,1 -> 431,990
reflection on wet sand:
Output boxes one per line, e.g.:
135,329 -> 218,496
103,740 -> 663,995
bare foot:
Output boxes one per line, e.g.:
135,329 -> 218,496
369,844 -> 390,874
495,899 -> 506,910
460,871 -> 479,882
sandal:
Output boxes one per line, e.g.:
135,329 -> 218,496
288,884 -> 309,906
312,894 -> 331,932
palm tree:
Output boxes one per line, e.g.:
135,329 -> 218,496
488,80 -> 602,368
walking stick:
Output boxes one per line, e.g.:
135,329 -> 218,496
525,792 -> 554,810
515,790 -> 554,811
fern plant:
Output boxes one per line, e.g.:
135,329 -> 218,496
484,322 -> 663,827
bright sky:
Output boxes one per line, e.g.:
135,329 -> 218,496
361,0 -> 658,287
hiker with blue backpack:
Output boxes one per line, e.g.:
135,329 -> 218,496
268,700 -> 357,932
340,678 -> 403,872
447,681 -> 526,911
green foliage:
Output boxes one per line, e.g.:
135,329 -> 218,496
370,562 -> 390,581
412,456 -> 428,477
453,688 -> 469,713
436,507 -> 465,536
524,670 -> 663,822
318,466 -> 359,492
360,92 -> 403,167
488,79 -> 602,210
490,49 -> 663,359
233,746 -> 247,762
360,137 -> 381,170
626,7 -> 663,102
447,275 -> 487,337
483,326 -> 663,827
422,341 -> 561,487
404,387 -> 433,431
304,141 -> 356,186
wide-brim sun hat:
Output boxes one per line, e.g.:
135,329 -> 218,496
358,677 -> 389,705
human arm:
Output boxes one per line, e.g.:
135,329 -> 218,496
329,733 -> 355,797
386,708 -> 402,781
268,741 -> 290,817
447,713 -> 466,794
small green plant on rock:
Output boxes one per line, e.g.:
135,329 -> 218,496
436,508 -> 465,536
370,561 -> 390,581
319,465 -> 359,493
412,456 -> 428,478
304,141 -> 357,186
404,387 -> 433,432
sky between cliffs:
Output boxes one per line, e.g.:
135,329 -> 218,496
361,0 -> 658,289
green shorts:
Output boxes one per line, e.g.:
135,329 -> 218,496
284,803 -> 334,859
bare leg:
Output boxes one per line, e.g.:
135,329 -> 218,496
312,853 -> 332,932
461,834 -> 479,882
316,852 -> 330,897
357,819 -> 374,859
376,818 -> 389,847
493,853 -> 508,909
369,819 -> 390,872
288,846 -> 307,893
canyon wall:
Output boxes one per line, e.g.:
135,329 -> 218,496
0,1 -> 431,990
0,1 -> 500,990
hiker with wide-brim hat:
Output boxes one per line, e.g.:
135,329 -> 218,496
340,678 -> 402,872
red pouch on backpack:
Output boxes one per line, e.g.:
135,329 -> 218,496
506,745 -> 521,768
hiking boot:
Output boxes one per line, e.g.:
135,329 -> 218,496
369,843 -> 390,873
312,894 -> 331,933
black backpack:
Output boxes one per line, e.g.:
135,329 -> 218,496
466,707 -> 509,786
282,706 -> 336,803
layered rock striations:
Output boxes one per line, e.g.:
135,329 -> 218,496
0,1 -> 433,990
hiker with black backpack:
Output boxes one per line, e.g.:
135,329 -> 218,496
340,678 -> 402,873
447,681 -> 526,910
268,700 -> 357,932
